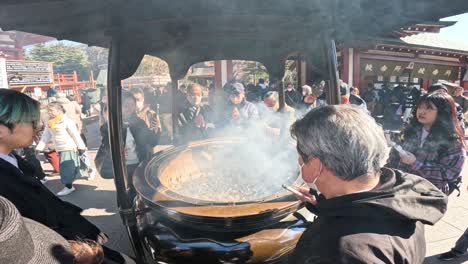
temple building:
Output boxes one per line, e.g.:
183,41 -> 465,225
338,21 -> 468,91
0,29 -> 54,59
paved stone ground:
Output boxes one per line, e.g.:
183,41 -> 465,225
42,117 -> 468,263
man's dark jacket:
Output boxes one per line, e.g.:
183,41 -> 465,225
100,114 -> 158,163
290,168 -> 447,264
285,89 -> 301,108
0,156 -> 105,241
177,103 -> 214,143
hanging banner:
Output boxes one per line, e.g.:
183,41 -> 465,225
361,59 -> 459,80
411,63 -> 434,79
0,58 -> 8,88
361,60 -> 411,78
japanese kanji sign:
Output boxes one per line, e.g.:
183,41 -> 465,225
361,59 -> 459,80
5,60 -> 53,87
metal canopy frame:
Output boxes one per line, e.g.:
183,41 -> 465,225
1,1 -> 467,79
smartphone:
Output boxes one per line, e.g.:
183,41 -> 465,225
282,184 -> 302,196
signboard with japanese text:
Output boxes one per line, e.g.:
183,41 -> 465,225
7,73 -> 53,86
5,60 -> 53,87
6,60 -> 52,73
0,58 -> 7,88
361,59 -> 459,80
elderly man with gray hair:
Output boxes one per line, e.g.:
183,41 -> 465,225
259,91 -> 296,138
289,105 -> 447,264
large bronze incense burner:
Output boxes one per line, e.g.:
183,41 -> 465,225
134,138 -> 306,263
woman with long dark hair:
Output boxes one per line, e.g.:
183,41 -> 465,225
386,92 -> 466,195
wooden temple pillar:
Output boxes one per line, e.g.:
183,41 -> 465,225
214,60 -> 233,89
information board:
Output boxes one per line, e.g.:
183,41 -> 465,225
8,73 -> 53,86
5,60 -> 53,87
6,60 -> 52,73
0,58 -> 7,88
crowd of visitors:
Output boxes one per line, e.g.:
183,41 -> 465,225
0,76 -> 466,263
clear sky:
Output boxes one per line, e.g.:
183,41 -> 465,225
439,12 -> 468,45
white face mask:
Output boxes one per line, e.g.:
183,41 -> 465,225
300,161 -> 323,191
267,106 -> 277,112
188,95 -> 202,106
136,101 -> 144,111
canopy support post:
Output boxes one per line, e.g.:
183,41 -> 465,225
324,38 -> 340,105
277,77 -> 285,110
107,33 -> 147,264
171,79 -> 180,145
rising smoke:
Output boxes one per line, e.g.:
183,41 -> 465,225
161,103 -> 302,204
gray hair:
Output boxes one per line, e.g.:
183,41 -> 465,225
263,91 -> 278,101
291,105 -> 388,180
302,85 -> 312,95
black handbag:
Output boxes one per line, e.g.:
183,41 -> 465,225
447,176 -> 462,197
94,145 -> 114,179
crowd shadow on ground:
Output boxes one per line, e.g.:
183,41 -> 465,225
45,178 -> 134,256
424,254 -> 468,264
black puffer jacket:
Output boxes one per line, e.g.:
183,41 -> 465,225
290,168 -> 447,264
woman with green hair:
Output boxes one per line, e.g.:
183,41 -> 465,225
36,102 -> 87,196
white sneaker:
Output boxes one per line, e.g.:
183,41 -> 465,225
40,176 -> 50,184
57,187 -> 75,196
87,169 -> 96,181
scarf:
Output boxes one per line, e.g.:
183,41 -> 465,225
48,113 -> 64,129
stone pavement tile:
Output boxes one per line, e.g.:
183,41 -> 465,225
424,237 -> 464,264
425,221 -> 464,243
42,168 -> 133,257
446,182 -> 468,210
425,237 -> 458,261
441,207 -> 468,231
447,197 -> 468,210
105,230 -> 134,256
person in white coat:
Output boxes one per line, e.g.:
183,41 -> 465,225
36,102 -> 86,196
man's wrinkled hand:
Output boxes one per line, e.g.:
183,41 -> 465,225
232,107 -> 240,119
294,187 -> 317,204
195,114 -> 205,128
400,152 -> 416,165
